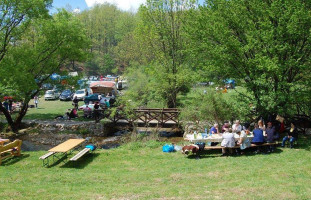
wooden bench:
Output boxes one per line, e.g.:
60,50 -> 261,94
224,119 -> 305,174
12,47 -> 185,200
0,139 -> 22,165
39,152 -> 56,167
204,143 -> 277,151
39,152 -> 56,160
69,148 -> 90,161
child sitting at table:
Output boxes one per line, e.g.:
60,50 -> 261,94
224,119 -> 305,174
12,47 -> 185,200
221,128 -> 235,156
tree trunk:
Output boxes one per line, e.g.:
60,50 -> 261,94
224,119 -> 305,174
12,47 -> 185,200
0,103 -> 17,132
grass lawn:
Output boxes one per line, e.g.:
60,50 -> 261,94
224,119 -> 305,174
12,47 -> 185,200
1,138 -> 311,200
1,98 -> 86,121
24,98 -> 74,120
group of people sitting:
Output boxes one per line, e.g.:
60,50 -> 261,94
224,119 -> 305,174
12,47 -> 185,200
55,108 -> 78,120
208,119 -> 298,156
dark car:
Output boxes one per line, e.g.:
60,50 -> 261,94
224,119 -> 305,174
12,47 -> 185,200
84,94 -> 100,104
59,89 -> 74,101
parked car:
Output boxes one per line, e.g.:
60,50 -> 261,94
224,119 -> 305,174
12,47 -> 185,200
84,94 -> 100,104
59,89 -> 74,101
73,89 -> 87,101
44,90 -> 59,100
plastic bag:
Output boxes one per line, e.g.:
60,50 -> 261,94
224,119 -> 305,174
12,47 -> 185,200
162,144 -> 174,152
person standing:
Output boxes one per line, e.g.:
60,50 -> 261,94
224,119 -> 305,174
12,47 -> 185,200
73,96 -> 79,109
8,99 -> 13,113
3,100 -> 9,111
34,96 -> 39,108
94,101 -> 100,123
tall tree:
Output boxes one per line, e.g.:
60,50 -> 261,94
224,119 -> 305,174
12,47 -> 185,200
77,3 -> 137,75
0,10 -> 89,132
137,0 -> 197,108
187,0 -> 311,118
0,0 -> 52,63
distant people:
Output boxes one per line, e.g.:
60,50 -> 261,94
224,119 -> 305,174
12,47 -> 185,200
83,105 -> 92,118
252,124 -> 265,145
8,99 -> 13,113
266,121 -> 279,152
281,122 -> 298,148
221,121 -> 230,133
232,120 -> 242,132
252,124 -> 265,153
266,121 -> 278,143
3,100 -> 9,111
34,96 -> 39,108
98,94 -> 102,100
104,99 -> 110,108
237,129 -> 251,154
209,123 -> 219,134
258,120 -> 266,131
276,115 -> 286,135
69,108 -> 78,119
94,102 -> 100,122
73,96 -> 79,109
221,128 -> 235,156
109,97 -> 115,106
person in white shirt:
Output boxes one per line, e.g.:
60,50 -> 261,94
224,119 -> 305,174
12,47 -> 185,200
232,120 -> 242,133
221,128 -> 236,156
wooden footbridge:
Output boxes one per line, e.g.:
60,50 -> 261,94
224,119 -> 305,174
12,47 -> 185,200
105,108 -> 180,127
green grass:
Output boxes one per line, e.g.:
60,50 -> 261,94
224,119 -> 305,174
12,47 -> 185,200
1,138 -> 311,199
1,99 -> 87,121
24,99 -> 74,120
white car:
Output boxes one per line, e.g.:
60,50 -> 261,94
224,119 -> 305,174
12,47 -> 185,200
73,89 -> 87,100
44,90 -> 59,100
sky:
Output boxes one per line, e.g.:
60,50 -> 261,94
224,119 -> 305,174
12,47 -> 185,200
52,0 -> 146,12
52,0 -> 204,12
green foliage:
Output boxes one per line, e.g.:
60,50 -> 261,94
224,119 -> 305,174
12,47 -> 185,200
179,87 -> 240,124
135,0 -> 198,108
186,0 -> 311,118
77,3 -> 138,74
0,0 -> 52,61
119,65 -> 166,108
0,9 -> 89,131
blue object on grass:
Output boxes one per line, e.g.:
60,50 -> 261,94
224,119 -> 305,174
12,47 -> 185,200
86,144 -> 96,151
162,144 -> 174,152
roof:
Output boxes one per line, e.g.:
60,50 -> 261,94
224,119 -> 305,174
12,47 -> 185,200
90,81 -> 116,88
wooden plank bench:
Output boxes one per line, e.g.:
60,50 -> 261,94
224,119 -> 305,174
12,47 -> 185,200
39,152 -> 56,160
39,152 -> 56,167
204,143 -> 277,151
69,148 -> 90,161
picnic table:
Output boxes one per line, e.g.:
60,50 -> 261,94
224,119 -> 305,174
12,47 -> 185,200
40,139 -> 85,167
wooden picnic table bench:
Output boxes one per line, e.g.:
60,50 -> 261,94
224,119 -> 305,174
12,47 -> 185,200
0,139 -> 22,165
204,143 -> 277,150
40,139 -> 85,167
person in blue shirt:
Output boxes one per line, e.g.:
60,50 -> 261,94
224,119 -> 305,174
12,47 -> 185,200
252,124 -> 265,153
209,123 -> 219,134
104,99 -> 110,108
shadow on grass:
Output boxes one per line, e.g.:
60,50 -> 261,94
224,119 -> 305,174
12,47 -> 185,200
60,153 -> 100,169
24,113 -> 95,122
186,146 -> 284,159
24,113 -> 57,120
0,153 -> 30,166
